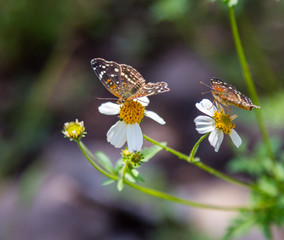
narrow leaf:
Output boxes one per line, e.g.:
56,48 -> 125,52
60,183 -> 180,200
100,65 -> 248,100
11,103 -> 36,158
125,173 -> 136,183
135,173 -> 145,182
129,169 -> 145,183
223,213 -> 255,240
142,142 -> 166,162
101,178 -> 115,186
117,179 -> 124,191
95,151 -> 114,173
131,169 -> 139,177
259,224 -> 272,240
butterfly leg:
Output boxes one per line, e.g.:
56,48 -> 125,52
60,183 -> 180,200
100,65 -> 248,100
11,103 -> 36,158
226,106 -> 232,115
223,106 -> 231,115
207,99 -> 216,110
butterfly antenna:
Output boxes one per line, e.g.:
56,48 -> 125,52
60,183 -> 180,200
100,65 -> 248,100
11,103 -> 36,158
137,99 -> 148,104
95,97 -> 117,101
200,81 -> 212,89
201,90 -> 211,95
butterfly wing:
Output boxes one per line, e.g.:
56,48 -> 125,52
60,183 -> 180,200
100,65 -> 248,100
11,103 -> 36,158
210,78 -> 234,102
128,82 -> 170,100
120,64 -> 170,100
92,58 -> 170,102
90,58 -> 123,99
210,77 -> 259,110
119,64 -> 146,100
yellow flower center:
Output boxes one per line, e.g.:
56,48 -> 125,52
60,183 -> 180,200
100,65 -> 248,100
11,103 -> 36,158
120,101 -> 145,124
213,110 -> 236,135
122,149 -> 131,156
63,119 -> 85,140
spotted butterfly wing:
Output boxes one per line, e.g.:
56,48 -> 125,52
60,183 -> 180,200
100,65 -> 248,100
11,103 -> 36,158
91,58 -> 170,102
119,64 -> 147,100
128,82 -> 170,100
210,77 -> 260,110
119,64 -> 170,100
91,58 -> 123,99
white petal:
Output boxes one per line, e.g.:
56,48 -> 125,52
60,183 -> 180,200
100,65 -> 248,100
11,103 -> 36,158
214,129 -> 224,152
209,128 -> 224,152
127,123 -> 143,152
98,102 -> 120,115
196,99 -> 217,116
145,110 -> 166,125
194,115 -> 215,134
137,96 -> 149,107
106,121 -> 127,148
230,129 -> 242,148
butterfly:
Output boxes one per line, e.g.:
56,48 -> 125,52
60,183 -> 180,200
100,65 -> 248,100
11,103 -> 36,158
209,77 -> 260,111
91,58 -> 170,103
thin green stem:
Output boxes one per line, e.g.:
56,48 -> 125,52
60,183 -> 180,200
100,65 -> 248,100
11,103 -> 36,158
125,181 -> 247,211
143,134 -> 252,189
77,140 -> 250,211
228,6 -> 275,162
77,140 -> 116,179
188,133 -> 210,161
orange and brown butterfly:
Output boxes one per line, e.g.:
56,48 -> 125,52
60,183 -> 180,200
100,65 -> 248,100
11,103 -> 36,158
91,58 -> 170,103
206,77 -> 260,111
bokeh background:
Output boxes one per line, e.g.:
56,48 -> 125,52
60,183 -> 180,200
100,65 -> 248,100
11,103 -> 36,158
1,0 -> 284,239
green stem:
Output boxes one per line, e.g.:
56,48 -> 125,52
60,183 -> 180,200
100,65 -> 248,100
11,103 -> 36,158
125,181 -> 247,211
143,134 -> 252,189
77,140 -> 115,179
76,140 -> 250,211
228,6 -> 275,162
188,133 -> 210,161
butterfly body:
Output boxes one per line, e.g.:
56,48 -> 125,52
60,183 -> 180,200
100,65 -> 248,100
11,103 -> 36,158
210,77 -> 260,110
91,58 -> 170,103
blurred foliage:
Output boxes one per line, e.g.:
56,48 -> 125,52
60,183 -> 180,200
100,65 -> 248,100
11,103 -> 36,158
0,0 -> 108,69
260,91 -> 284,127
0,0 -> 110,175
150,0 -> 190,22
226,138 -> 284,239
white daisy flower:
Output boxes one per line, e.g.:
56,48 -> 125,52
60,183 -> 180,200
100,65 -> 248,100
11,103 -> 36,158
98,97 -> 165,152
194,99 -> 242,152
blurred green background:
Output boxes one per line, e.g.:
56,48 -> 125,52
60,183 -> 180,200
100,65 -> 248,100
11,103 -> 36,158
0,0 -> 284,239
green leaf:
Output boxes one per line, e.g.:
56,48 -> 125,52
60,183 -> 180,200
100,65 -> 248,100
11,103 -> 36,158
141,143 -> 166,162
101,178 -> 115,186
223,212 -> 256,240
117,179 -> 124,191
258,177 -> 278,197
114,158 -> 124,172
125,173 -> 136,183
131,169 -> 139,177
95,151 -> 114,173
259,223 -> 272,240
273,164 -> 284,181
130,169 -> 145,182
228,156 -> 264,176
135,173 -> 145,182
